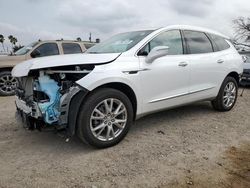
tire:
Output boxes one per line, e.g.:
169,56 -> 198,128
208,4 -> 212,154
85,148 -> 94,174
212,76 -> 238,111
77,88 -> 133,148
0,71 -> 17,96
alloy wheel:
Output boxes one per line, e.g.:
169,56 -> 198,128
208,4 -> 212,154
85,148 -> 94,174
223,82 -> 236,108
90,98 -> 127,141
0,74 -> 17,95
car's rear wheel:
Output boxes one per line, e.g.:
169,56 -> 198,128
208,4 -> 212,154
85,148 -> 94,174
77,88 -> 133,148
0,71 -> 17,96
212,76 -> 238,111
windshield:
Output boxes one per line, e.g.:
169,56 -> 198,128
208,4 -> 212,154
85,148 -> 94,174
86,30 -> 153,53
14,42 -> 39,55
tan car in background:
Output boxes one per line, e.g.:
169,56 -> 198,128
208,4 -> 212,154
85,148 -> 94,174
0,40 -> 95,96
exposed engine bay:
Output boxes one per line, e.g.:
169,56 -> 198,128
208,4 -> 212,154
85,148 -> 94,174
15,65 -> 93,131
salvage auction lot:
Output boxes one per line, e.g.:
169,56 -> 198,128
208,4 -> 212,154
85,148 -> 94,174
0,88 -> 249,188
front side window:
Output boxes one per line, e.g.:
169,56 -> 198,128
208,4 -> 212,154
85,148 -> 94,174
209,34 -> 230,51
33,43 -> 59,57
138,30 -> 183,56
86,30 -> 153,54
183,30 -> 213,54
14,42 -> 39,55
62,43 -> 82,54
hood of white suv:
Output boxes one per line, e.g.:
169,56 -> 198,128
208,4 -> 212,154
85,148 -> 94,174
12,53 -> 120,77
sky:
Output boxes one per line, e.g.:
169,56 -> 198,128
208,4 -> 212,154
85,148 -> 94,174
0,0 -> 250,49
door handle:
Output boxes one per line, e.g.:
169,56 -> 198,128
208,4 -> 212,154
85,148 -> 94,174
178,62 -> 188,67
217,59 -> 224,64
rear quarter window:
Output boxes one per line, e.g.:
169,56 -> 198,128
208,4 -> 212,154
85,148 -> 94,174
84,43 -> 95,49
209,34 -> 230,52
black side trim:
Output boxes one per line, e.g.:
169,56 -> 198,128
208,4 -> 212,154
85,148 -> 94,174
205,33 -> 216,52
180,30 -> 188,54
127,71 -> 139,74
67,88 -> 88,136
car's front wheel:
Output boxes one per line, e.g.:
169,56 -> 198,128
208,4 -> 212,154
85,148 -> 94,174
77,88 -> 133,148
0,71 -> 17,96
212,76 -> 238,111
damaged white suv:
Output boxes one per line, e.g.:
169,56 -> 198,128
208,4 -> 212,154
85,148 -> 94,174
12,25 -> 243,148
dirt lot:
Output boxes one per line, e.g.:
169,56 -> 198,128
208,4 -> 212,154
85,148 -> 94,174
0,88 -> 249,188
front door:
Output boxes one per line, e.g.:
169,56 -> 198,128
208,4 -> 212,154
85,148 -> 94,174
138,30 -> 190,114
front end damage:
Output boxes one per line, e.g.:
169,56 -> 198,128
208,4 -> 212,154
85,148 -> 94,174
15,65 -> 92,135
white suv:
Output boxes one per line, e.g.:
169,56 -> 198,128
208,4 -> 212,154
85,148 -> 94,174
12,25 -> 243,148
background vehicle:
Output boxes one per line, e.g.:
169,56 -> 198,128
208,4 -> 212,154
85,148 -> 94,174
239,51 -> 250,85
12,25 -> 243,148
0,40 -> 95,96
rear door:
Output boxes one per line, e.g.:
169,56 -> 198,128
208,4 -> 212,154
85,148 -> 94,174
182,30 -> 222,100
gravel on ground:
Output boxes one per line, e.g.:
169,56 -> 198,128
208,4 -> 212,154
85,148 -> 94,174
0,88 -> 249,188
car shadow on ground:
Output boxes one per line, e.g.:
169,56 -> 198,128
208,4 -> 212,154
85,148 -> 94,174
13,101 -> 214,152
11,87 -> 249,153
132,101 -> 214,132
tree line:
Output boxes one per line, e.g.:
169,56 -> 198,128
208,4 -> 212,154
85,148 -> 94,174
233,17 -> 250,50
0,35 -> 23,53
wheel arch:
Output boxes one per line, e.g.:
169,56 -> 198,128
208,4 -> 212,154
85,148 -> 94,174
91,82 -> 138,120
67,82 -> 138,136
0,67 -> 14,72
226,71 -> 239,84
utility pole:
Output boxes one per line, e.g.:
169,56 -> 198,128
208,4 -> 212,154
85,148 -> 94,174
89,32 -> 92,42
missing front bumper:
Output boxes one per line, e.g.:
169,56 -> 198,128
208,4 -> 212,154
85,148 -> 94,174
15,85 -> 88,134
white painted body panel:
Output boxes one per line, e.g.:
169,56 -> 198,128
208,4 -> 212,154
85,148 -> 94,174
188,42 -> 242,101
138,55 -> 190,113
76,56 -> 144,115
12,53 -> 120,77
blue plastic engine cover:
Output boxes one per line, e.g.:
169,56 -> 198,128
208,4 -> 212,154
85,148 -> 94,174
34,75 -> 61,124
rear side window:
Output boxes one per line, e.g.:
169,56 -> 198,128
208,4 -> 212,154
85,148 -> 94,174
183,30 -> 213,54
62,43 -> 82,54
34,43 -> 59,57
209,34 -> 230,51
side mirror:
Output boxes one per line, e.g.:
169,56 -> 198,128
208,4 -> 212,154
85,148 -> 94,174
145,46 -> 169,63
30,49 -> 41,58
